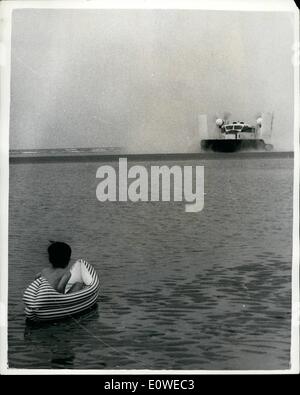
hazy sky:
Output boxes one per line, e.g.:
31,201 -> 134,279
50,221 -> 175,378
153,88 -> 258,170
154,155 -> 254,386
10,9 -> 295,152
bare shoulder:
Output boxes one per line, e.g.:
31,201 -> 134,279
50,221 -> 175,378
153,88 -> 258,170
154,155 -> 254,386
41,268 -> 50,277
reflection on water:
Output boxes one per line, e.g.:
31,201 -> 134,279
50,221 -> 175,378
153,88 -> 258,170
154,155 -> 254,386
8,157 -> 293,369
23,306 -> 100,369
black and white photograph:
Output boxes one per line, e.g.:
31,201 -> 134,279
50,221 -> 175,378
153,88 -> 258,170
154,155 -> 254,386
0,0 -> 299,375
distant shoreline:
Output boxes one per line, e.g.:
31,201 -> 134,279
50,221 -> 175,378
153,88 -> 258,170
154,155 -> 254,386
9,151 -> 294,163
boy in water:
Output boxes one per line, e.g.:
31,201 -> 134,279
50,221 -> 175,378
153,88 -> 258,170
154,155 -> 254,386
36,241 -> 84,293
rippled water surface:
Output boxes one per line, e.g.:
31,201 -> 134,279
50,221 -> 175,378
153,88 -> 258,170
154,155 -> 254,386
8,157 -> 293,369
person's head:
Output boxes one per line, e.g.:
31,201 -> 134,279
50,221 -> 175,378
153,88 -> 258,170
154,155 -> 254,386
48,241 -> 71,268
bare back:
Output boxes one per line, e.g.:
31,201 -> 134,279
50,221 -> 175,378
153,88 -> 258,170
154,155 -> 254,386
41,268 -> 71,293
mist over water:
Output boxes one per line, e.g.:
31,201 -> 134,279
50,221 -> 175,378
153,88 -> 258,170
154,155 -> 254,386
8,157 -> 293,369
10,10 -> 294,152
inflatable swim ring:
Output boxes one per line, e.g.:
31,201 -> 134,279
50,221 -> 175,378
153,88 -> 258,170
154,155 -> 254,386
23,259 -> 100,321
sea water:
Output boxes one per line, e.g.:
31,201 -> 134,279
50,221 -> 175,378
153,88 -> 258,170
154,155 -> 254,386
8,156 -> 293,369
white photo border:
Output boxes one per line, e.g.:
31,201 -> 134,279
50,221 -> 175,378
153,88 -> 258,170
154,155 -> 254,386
0,0 -> 299,375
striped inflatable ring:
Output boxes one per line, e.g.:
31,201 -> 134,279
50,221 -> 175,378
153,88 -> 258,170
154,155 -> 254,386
23,259 -> 100,321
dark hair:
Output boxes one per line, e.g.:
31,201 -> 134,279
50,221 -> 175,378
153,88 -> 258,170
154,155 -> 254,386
48,241 -> 71,268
